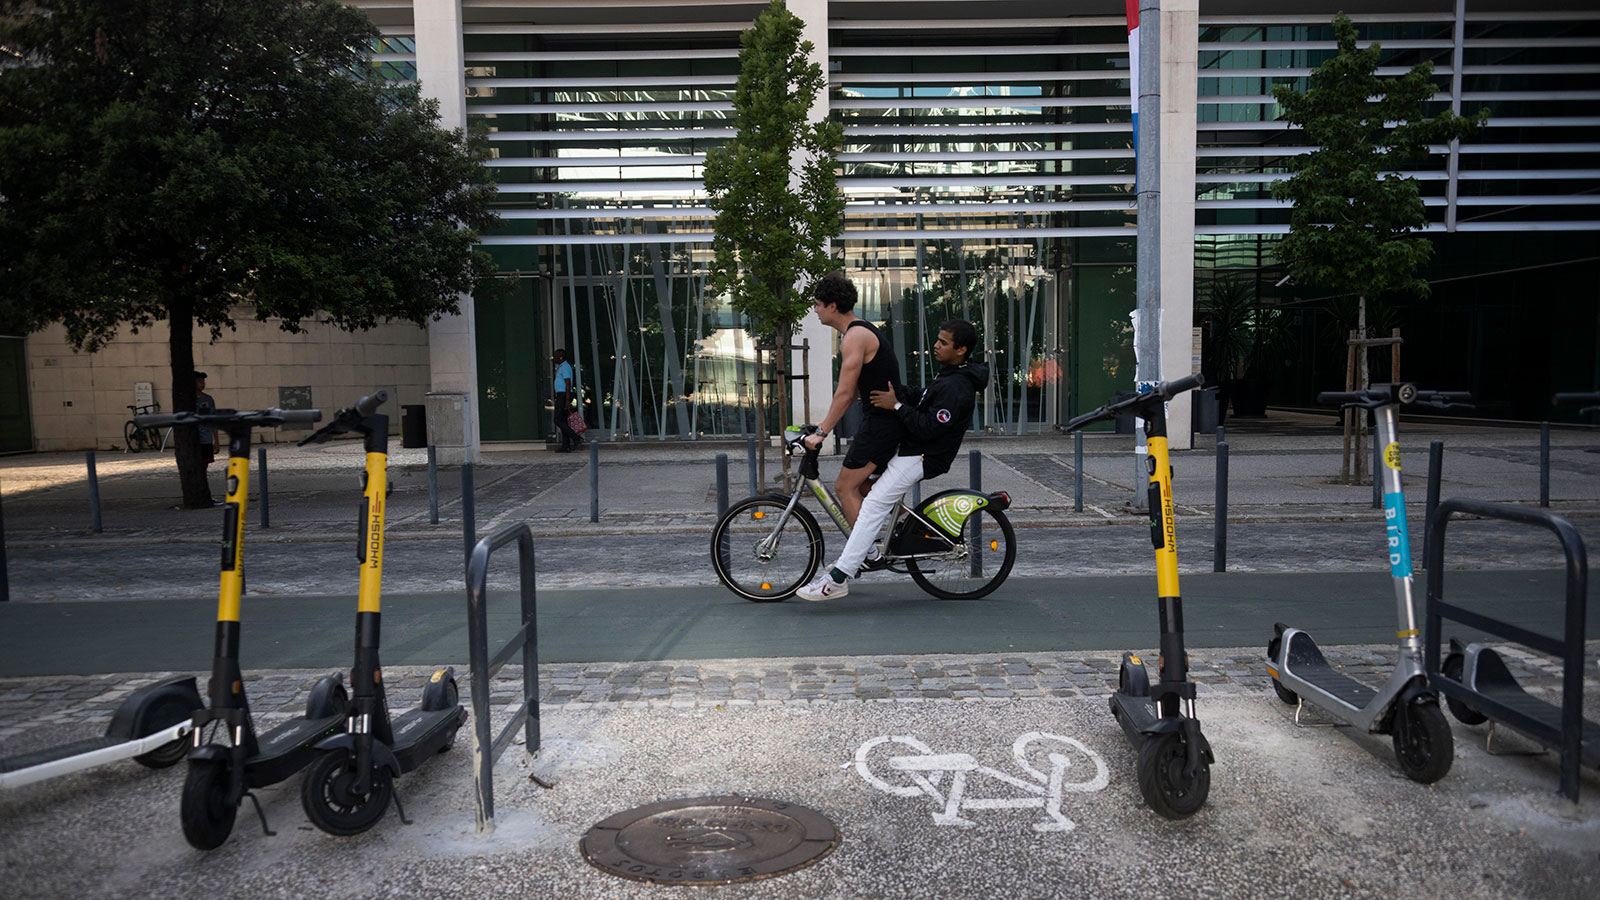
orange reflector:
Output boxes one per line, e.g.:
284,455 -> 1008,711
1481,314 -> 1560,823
761,583 -> 772,590
990,540 -> 998,551
753,511 -> 765,519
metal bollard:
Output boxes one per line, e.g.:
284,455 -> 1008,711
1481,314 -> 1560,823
1214,441 -> 1229,573
589,440 -> 600,523
258,447 -> 270,528
1423,439 -> 1443,569
746,435 -> 757,496
715,452 -> 729,519
1216,424 -> 1225,445
86,451 -> 102,534
428,445 -> 439,525
969,449 -> 982,578
1539,421 -> 1551,508
462,462 -> 476,573
1,477 -> 9,602
1074,431 -> 1084,512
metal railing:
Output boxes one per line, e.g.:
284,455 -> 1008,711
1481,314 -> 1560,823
1423,497 -> 1590,802
465,521 -> 539,834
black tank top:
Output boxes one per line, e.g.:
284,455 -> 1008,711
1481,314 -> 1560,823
847,319 -> 901,412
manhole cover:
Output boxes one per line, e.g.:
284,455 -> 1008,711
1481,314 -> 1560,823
580,795 -> 838,885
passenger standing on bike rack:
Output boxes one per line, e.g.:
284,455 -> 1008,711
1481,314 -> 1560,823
798,320 -> 987,601
803,271 -> 906,529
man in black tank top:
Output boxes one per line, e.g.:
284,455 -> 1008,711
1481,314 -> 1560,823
804,271 -> 907,528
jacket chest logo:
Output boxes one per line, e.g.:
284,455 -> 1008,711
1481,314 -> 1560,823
936,409 -> 952,423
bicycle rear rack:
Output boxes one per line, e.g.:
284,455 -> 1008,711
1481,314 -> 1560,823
1424,497 -> 1592,801
465,522 -> 539,833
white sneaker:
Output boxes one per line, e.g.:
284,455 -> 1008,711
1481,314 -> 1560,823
796,572 -> 848,601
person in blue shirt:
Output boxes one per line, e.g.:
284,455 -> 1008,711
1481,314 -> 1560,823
552,348 -> 583,452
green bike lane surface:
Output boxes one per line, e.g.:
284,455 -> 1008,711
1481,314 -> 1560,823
2,570 -> 1593,678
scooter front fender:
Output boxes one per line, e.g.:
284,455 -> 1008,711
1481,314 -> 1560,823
310,734 -> 401,776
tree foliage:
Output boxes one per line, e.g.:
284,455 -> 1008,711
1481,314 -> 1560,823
703,0 -> 843,335
0,0 -> 501,505
1271,13 -> 1486,302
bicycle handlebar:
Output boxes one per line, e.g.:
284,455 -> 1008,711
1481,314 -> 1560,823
1061,374 -> 1205,432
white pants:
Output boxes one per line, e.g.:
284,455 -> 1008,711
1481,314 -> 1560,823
836,454 -> 924,578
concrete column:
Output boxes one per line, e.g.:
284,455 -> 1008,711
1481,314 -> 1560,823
791,0 -> 834,431
415,0 -> 479,462
1159,0 -> 1198,449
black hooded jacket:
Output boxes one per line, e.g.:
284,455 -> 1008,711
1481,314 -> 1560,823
890,361 -> 991,480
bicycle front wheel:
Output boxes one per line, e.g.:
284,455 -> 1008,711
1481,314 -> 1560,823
908,506 -> 1016,600
711,497 -> 824,602
124,421 -> 148,452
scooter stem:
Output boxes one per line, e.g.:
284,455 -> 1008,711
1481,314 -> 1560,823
1374,405 -> 1422,654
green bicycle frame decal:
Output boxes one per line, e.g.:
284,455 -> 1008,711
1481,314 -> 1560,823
924,493 -> 989,538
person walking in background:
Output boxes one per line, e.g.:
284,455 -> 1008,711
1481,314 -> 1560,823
192,371 -> 221,504
552,348 -> 583,453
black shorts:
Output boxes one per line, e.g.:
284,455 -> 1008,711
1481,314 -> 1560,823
842,413 -> 902,472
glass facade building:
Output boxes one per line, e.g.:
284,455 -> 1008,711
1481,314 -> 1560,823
359,1 -> 1599,443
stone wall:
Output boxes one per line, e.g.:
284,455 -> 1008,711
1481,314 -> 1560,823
23,308 -> 431,451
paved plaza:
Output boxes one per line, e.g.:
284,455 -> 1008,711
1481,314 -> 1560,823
1,413 -> 1597,898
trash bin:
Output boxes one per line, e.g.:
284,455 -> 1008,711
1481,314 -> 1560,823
401,404 -> 427,448
1113,391 -> 1138,434
1191,385 -> 1221,433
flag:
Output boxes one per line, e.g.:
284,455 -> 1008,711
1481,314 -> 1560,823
1126,0 -> 1140,160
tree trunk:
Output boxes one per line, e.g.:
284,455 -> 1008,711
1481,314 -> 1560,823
167,298 -> 212,509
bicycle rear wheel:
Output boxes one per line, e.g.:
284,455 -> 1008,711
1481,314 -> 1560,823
711,497 -> 824,602
124,421 -> 148,453
907,506 -> 1016,600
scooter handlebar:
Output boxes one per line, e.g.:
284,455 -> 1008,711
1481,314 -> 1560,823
353,390 -> 389,417
1061,374 -> 1206,432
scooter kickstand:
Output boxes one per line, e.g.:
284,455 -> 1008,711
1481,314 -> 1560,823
1485,722 -> 1546,758
244,792 -> 276,837
1292,699 -> 1340,729
390,787 -> 414,825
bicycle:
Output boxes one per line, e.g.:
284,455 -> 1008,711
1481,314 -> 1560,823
124,403 -> 172,453
709,424 -> 1016,601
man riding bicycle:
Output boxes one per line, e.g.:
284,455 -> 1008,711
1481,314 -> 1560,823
803,271 -> 906,530
798,319 -> 988,601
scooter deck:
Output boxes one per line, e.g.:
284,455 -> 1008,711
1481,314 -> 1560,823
1286,632 -> 1376,709
1,736 -> 123,773
390,706 -> 465,773
1469,658 -> 1600,768
246,712 -> 346,787
1109,692 -> 1158,746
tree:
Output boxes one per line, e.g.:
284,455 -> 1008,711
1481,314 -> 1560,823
0,0 -> 502,506
1271,12 -> 1486,353
703,0 -> 843,484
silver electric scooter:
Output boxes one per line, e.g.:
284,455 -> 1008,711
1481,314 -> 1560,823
1266,383 -> 1470,783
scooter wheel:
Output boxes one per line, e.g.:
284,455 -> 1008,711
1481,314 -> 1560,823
1270,678 -> 1299,706
1440,654 -> 1487,726
301,749 -> 393,836
133,690 -> 198,769
180,759 -> 238,850
1391,700 -> 1453,784
1136,732 -> 1210,820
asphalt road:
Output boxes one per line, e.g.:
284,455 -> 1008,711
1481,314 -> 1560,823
2,570 -> 1592,677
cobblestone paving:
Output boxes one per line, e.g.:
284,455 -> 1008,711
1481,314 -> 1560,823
5,644 -> 1596,752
